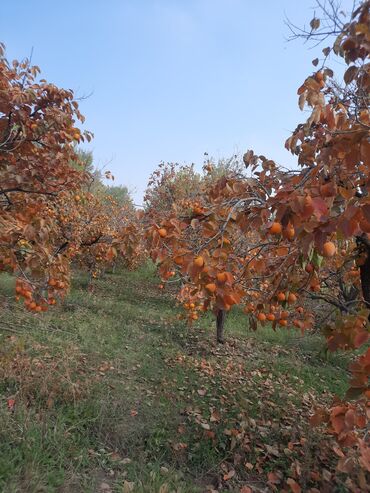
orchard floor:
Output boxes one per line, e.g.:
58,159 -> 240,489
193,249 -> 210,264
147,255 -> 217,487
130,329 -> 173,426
0,264 -> 358,492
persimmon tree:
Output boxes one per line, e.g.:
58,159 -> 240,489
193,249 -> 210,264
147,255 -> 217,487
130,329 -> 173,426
66,150 -> 145,277
0,45 -> 143,310
145,0 -> 369,476
0,44 -> 93,310
284,0 -> 370,476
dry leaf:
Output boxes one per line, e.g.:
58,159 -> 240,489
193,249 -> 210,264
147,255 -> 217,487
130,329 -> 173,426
287,478 -> 301,493
223,469 -> 235,481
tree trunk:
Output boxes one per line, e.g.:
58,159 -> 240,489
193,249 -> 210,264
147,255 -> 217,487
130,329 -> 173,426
216,309 -> 226,344
339,275 -> 359,313
359,241 -> 370,319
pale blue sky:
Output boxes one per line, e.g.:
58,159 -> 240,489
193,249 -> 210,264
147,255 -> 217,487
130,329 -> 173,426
1,0 -> 352,202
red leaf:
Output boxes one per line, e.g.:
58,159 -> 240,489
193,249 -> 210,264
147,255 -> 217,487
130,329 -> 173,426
311,197 -> 328,219
331,414 -> 345,434
344,408 -> 355,429
7,398 -> 15,411
268,471 -> 281,484
362,204 -> 370,223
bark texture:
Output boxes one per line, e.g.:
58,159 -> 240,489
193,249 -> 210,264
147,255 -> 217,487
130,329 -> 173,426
216,309 -> 226,343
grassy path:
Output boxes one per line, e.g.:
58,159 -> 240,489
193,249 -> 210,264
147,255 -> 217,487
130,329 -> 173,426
0,265 -> 354,492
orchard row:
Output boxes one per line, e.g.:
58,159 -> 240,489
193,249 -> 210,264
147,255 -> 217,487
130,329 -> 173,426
0,2 -> 369,480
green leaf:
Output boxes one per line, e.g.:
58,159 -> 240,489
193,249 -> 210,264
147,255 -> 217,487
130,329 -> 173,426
312,250 -> 323,267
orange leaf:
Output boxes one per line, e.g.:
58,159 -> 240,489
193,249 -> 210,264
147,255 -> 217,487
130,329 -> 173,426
287,478 -> 301,493
267,471 -> 281,484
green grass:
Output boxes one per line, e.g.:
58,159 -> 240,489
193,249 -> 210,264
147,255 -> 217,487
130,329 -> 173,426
0,264 -> 358,492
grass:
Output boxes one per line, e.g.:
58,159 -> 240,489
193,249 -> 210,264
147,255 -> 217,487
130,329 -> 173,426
0,263 -> 358,492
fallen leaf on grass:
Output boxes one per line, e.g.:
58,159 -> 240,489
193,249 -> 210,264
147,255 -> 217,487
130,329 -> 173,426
7,398 -> 15,411
265,444 -> 280,457
333,445 -> 345,458
210,409 -> 221,422
267,471 -> 281,484
172,442 -> 188,451
159,485 -> 169,493
287,478 -> 301,493
223,469 -> 235,481
123,481 -> 135,493
99,482 -> 112,492
109,452 -> 122,461
177,424 -> 186,434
